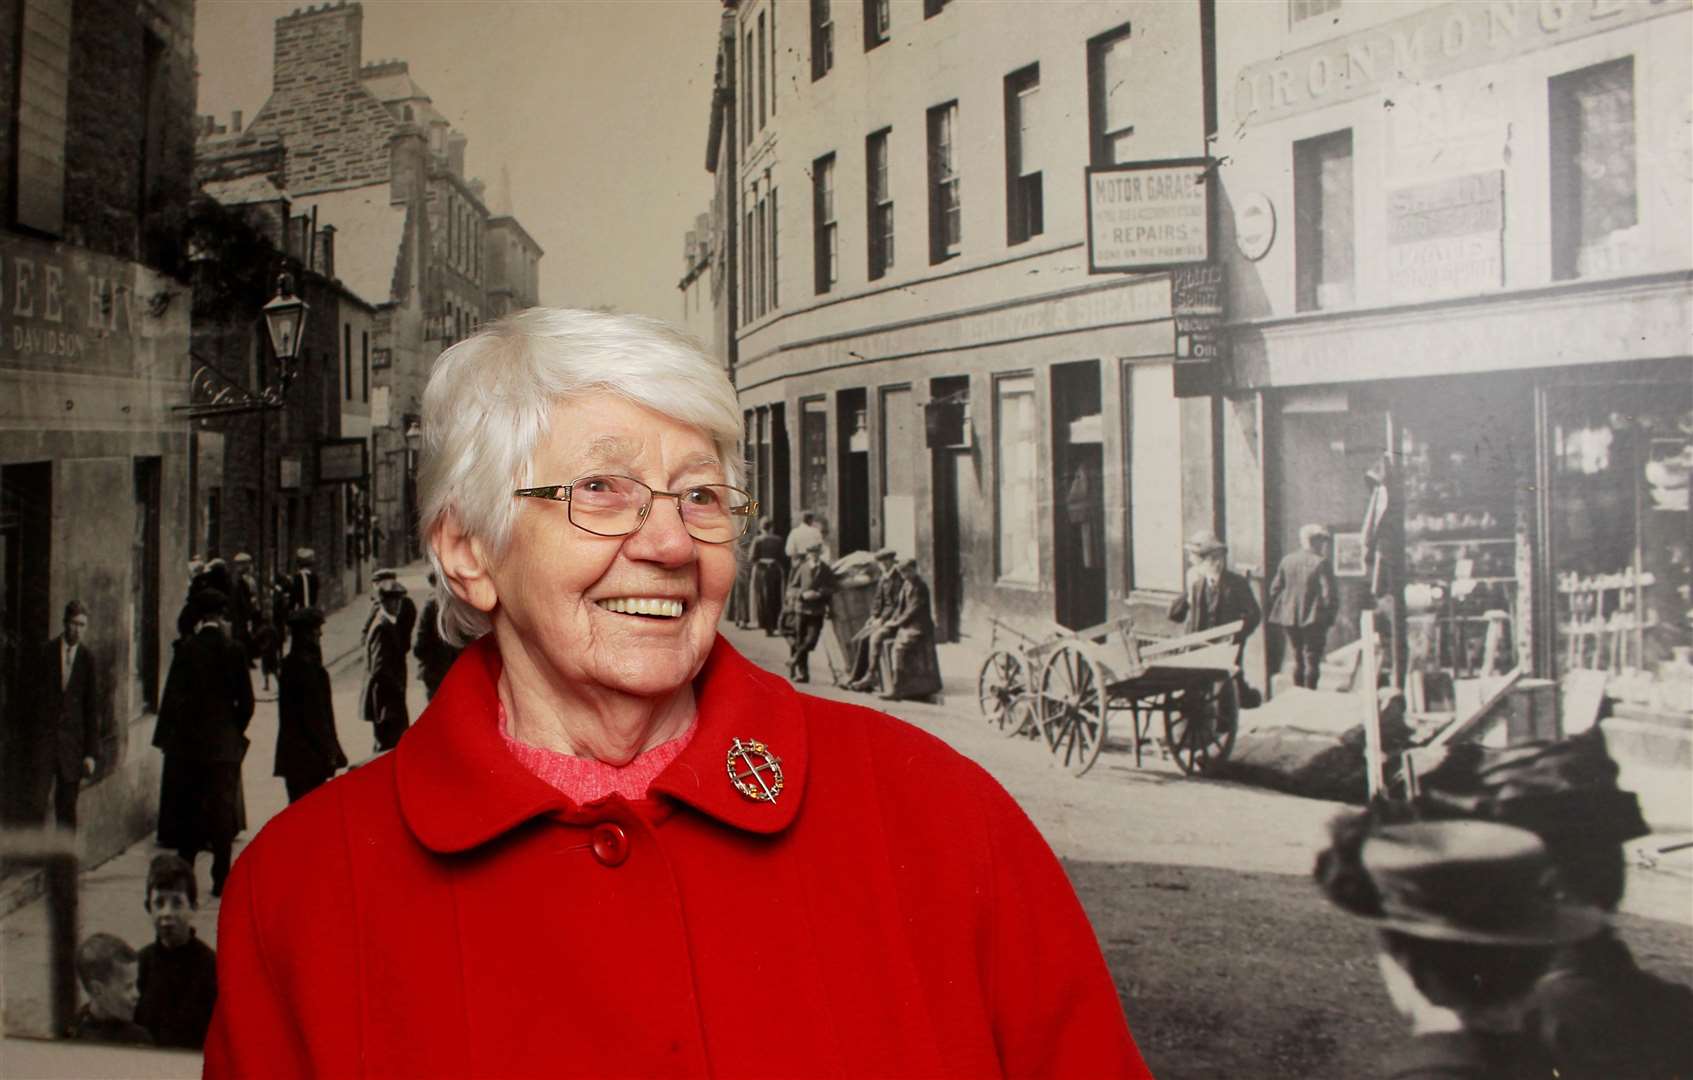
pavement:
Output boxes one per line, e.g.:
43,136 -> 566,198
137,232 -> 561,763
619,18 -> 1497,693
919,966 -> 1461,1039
3,572 -> 1689,1073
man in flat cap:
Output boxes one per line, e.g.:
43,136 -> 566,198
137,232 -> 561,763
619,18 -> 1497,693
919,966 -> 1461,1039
362,579 -> 412,751
1266,524 -> 1337,689
288,548 -> 319,613
873,558 -> 942,702
364,568 -> 417,653
784,541 -> 835,684
153,588 -> 252,897
846,549 -> 904,692
276,607 -> 346,803
1169,530 -> 1260,674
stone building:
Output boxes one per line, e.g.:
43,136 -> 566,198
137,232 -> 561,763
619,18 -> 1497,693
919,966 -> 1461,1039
198,2 -> 543,568
0,0 -> 197,862
706,0 -> 1214,642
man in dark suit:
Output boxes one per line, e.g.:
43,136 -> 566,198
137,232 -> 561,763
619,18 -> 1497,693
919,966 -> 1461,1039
153,588 -> 253,897
1266,524 -> 1337,689
784,542 -> 836,684
35,600 -> 100,828
1169,531 -> 1261,704
875,559 -> 942,702
846,549 -> 903,691
287,548 -> 319,612
276,607 -> 346,803
363,580 -> 412,752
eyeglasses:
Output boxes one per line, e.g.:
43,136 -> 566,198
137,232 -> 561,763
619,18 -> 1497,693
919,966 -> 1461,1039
513,474 -> 758,544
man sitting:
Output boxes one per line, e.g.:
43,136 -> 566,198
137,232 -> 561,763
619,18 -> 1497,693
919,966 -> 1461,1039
847,549 -> 903,691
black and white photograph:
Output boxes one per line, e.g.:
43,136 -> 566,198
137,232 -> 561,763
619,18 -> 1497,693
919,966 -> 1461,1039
2,0 -> 1691,1077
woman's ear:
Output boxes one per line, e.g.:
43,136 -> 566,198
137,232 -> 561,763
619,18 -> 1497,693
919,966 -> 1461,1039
430,510 -> 498,615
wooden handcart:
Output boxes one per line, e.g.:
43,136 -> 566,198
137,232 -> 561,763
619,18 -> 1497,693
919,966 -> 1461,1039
975,616 -> 1070,740
1033,618 -> 1246,778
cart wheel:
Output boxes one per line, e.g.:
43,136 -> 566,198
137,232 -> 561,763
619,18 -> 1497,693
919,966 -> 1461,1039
1038,645 -> 1108,777
977,650 -> 1025,734
1006,695 -> 1041,741
1163,676 -> 1237,776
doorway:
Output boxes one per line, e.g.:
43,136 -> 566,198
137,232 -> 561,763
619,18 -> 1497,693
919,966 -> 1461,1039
930,375 -> 970,642
1052,361 -> 1105,631
836,388 -> 869,556
1,462 -> 52,826
132,458 -> 161,715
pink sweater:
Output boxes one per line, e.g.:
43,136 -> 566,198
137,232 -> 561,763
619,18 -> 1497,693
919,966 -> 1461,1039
497,703 -> 696,803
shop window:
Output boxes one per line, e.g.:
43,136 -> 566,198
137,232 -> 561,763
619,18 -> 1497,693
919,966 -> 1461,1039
1550,57 -> 1637,281
810,0 -> 833,81
1294,129 -> 1355,311
1087,22 -> 1134,166
864,0 -> 889,49
800,397 -> 830,522
1549,381 -> 1692,715
813,153 -> 837,293
995,374 -> 1040,584
927,101 -> 961,263
867,128 -> 894,279
1126,362 -> 1183,591
1004,64 -> 1043,246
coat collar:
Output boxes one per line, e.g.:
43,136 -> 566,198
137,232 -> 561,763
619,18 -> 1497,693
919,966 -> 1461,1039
396,635 -> 807,853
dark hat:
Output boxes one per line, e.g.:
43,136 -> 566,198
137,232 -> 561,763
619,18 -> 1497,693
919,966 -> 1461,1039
898,557 -> 920,572
191,588 -> 229,618
286,606 -> 326,630
1419,729 -> 1650,844
1184,530 -> 1227,556
875,548 -> 898,562
379,579 -> 408,596
1354,820 -> 1605,946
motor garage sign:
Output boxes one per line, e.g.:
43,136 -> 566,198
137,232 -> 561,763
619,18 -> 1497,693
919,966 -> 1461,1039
1087,159 -> 1214,273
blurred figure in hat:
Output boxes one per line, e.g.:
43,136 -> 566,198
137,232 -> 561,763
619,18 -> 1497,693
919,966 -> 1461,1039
1266,524 -> 1337,690
749,517 -> 788,636
153,587 -> 251,897
846,549 -> 904,692
1361,454 -> 1408,688
1315,815 -> 1605,1078
362,578 -> 412,751
783,540 -> 835,683
229,554 -> 260,670
288,548 -> 319,612
412,571 -> 463,701
1416,731 -> 1693,1079
872,558 -> 941,702
365,567 -> 418,650
276,608 -> 345,804
1169,530 -> 1261,709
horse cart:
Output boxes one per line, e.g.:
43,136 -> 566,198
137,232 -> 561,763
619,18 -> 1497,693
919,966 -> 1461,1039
976,616 -> 1245,778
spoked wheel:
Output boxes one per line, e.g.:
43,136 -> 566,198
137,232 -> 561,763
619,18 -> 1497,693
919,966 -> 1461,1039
977,650 -> 1026,735
1006,695 -> 1042,741
1163,676 -> 1238,776
1038,645 -> 1109,777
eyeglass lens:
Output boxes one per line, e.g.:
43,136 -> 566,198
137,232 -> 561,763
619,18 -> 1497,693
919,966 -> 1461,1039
568,474 -> 750,543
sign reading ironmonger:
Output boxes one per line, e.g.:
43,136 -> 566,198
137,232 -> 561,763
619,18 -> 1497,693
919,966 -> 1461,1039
1235,0 -> 1690,126
1087,160 -> 1212,272
1387,171 -> 1504,301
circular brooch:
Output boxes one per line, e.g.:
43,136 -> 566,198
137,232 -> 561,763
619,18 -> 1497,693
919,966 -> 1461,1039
726,737 -> 784,804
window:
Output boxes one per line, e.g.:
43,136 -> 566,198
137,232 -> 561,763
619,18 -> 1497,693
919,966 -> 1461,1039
743,30 -> 754,146
755,193 -> 768,317
757,13 -> 767,130
1294,129 -> 1355,311
1004,64 -> 1043,245
343,324 -> 353,401
813,153 -> 837,293
810,0 -> 833,81
1550,57 -> 1636,281
1088,23 -> 1134,165
361,331 -> 369,402
1290,0 -> 1341,24
743,206 -> 754,323
867,128 -> 894,279
863,0 -> 889,49
768,184 -> 779,310
995,375 -> 1039,583
13,0 -> 70,233
923,0 -> 951,16
927,102 -> 960,263
139,31 -> 166,255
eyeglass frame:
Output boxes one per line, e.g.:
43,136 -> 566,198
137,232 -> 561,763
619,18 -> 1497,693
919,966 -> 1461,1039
512,475 -> 760,544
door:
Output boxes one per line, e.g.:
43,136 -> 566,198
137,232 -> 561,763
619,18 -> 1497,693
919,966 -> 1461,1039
836,388 -> 869,556
799,397 -> 830,534
1,463 -> 51,826
132,458 -> 161,715
1053,361 -> 1105,631
930,375 -> 970,642
879,385 -> 916,557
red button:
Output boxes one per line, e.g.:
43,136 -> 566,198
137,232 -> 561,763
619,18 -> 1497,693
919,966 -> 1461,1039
590,823 -> 629,867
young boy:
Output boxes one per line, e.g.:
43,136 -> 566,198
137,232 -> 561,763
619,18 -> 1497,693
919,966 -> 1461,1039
70,933 -> 150,1044
134,853 -> 218,1049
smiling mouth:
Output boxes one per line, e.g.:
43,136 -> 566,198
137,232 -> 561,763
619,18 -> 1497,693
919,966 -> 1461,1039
598,597 -> 685,619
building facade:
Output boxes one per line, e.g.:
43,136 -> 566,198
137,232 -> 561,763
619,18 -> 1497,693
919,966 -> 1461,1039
1212,0 -> 1691,816
715,0 -> 1214,641
0,0 -> 197,860
199,2 -> 542,569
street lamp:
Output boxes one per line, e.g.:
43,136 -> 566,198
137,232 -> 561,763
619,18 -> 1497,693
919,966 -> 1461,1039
261,272 -> 310,389
403,415 -> 423,560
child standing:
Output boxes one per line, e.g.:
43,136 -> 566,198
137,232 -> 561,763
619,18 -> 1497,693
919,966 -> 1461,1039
70,933 -> 150,1043
134,853 -> 218,1049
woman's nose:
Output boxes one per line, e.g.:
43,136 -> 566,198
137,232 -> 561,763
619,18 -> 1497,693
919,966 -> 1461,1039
625,497 -> 696,563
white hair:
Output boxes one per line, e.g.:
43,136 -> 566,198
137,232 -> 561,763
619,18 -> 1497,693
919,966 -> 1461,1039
418,308 -> 745,645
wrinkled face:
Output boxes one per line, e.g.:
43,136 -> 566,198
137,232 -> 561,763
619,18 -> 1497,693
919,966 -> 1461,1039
63,613 -> 88,646
485,396 -> 736,700
89,960 -> 139,1022
147,887 -> 193,948
1194,552 -> 1225,580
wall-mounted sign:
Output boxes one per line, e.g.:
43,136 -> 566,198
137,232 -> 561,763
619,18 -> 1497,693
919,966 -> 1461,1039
370,384 -> 391,428
279,456 -> 302,491
1386,171 -> 1503,301
1171,263 -> 1225,383
1087,159 -> 1213,273
317,438 -> 369,485
1233,192 -> 1276,262
371,347 -> 391,369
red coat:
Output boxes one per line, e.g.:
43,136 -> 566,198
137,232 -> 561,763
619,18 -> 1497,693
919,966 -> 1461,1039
203,635 -> 1148,1079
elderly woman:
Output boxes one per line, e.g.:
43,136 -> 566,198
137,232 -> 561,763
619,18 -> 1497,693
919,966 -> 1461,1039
204,309 -> 1146,1078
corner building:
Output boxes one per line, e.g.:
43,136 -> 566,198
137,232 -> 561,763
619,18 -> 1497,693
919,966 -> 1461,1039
1212,0 -> 1692,821
726,0 -> 1213,641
